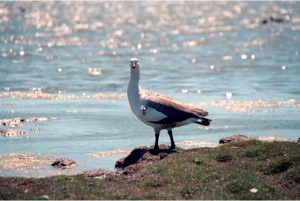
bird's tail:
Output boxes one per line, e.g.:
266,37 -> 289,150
196,118 -> 211,126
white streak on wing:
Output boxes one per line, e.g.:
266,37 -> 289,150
140,99 -> 167,122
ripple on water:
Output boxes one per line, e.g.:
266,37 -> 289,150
189,99 -> 299,113
0,91 -> 126,100
87,150 -> 131,158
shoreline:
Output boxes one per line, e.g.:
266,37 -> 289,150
0,139 -> 299,200
0,134 -> 296,178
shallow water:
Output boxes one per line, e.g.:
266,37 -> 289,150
0,1 -> 300,177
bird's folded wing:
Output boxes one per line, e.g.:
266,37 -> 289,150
140,89 -> 208,124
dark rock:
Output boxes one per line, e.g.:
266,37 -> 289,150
51,158 -> 76,169
115,144 -> 176,169
262,19 -> 268,24
270,14 -> 283,23
80,169 -> 111,179
219,134 -> 252,144
115,158 -> 125,169
262,14 -> 283,25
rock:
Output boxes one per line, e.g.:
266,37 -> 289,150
115,144 -> 176,169
297,138 -> 300,144
250,188 -> 258,193
80,169 -> 111,179
40,195 -> 50,200
219,135 -> 289,144
270,14 -> 283,23
262,14 -> 283,25
257,136 -> 288,142
115,158 -> 125,169
219,134 -> 252,144
262,19 -> 268,24
51,158 -> 76,169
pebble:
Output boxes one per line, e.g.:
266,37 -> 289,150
40,195 -> 50,200
51,158 -> 76,169
219,134 -> 252,144
250,188 -> 258,193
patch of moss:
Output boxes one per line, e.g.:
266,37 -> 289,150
216,154 -> 233,162
281,168 -> 300,184
263,159 -> 292,175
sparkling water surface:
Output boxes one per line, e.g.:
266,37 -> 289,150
0,1 -> 300,176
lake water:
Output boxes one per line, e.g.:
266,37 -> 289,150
0,1 -> 300,177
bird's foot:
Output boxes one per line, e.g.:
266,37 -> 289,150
154,145 -> 159,150
150,146 -> 160,155
169,145 -> 176,150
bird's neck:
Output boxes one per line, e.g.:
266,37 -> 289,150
127,73 -> 140,104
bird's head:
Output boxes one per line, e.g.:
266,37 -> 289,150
130,58 -> 140,71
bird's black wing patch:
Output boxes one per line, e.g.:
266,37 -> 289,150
141,90 -> 199,124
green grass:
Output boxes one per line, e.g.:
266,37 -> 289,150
0,140 -> 299,200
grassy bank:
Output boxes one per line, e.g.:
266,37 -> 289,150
0,140 -> 299,200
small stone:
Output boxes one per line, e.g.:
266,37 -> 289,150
250,188 -> 258,193
262,19 -> 268,24
219,134 -> 252,144
51,158 -> 76,169
40,195 -> 50,200
270,15 -> 283,23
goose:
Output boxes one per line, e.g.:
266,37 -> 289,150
127,58 -> 211,150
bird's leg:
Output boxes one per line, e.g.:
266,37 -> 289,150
168,130 -> 176,149
154,133 -> 160,150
